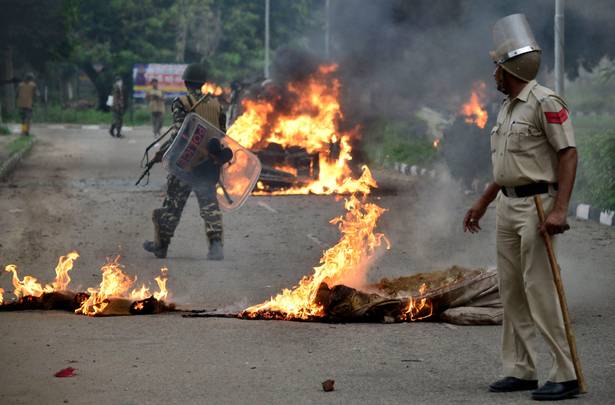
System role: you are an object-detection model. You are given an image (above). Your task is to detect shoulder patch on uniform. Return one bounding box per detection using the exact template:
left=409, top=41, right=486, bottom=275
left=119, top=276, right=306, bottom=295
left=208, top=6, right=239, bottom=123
left=544, top=108, right=568, bottom=124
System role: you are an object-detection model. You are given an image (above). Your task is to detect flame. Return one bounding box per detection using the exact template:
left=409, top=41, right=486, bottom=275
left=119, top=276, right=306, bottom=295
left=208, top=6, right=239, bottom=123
left=433, top=138, right=441, bottom=149
left=460, top=82, right=488, bottom=129
left=201, top=82, right=229, bottom=97
left=76, top=258, right=170, bottom=316
left=272, top=164, right=298, bottom=177
left=243, top=177, right=389, bottom=320
left=401, top=283, right=433, bottom=321
left=51, top=251, right=80, bottom=290
left=0, top=288, right=4, bottom=305
left=153, top=267, right=169, bottom=302
left=3, top=251, right=80, bottom=300
left=228, top=64, right=372, bottom=195
left=76, top=256, right=135, bottom=315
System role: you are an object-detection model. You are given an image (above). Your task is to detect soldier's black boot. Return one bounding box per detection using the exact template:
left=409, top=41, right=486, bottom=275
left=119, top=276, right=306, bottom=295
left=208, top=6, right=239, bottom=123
left=143, top=240, right=169, bottom=258
left=109, top=124, right=115, bottom=137
left=207, top=239, right=224, bottom=260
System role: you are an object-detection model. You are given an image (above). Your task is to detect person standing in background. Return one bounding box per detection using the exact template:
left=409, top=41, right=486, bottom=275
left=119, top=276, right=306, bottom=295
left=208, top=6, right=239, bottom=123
left=146, top=78, right=165, bottom=137
left=109, top=76, right=125, bottom=138
left=16, top=73, right=37, bottom=136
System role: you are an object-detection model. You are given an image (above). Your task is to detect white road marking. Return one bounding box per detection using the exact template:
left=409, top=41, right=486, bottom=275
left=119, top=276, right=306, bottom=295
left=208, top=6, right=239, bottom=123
left=127, top=139, right=137, bottom=144
left=82, top=125, right=101, bottom=130
left=257, top=201, right=278, bottom=213
left=306, top=233, right=325, bottom=246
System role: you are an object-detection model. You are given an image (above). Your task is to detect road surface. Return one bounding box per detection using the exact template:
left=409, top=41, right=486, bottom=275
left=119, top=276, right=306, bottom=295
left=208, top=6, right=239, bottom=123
left=1, top=125, right=614, bottom=404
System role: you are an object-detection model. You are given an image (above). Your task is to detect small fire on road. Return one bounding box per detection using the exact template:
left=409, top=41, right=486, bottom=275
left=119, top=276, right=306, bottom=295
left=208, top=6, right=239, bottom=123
left=0, top=254, right=172, bottom=316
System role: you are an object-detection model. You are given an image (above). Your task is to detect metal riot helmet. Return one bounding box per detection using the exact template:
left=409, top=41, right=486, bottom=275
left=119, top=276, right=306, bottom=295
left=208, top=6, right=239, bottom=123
left=491, top=14, right=541, bottom=82
left=182, top=63, right=208, bottom=86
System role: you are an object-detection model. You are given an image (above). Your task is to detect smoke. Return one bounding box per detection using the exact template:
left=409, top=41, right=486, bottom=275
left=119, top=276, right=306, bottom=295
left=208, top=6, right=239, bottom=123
left=323, top=0, right=615, bottom=121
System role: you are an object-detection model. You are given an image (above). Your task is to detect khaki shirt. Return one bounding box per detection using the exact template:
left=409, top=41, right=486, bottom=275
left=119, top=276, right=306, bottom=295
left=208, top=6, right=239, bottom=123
left=146, top=88, right=165, bottom=113
left=491, top=80, right=575, bottom=187
left=17, top=81, right=37, bottom=109
left=178, top=93, right=222, bottom=131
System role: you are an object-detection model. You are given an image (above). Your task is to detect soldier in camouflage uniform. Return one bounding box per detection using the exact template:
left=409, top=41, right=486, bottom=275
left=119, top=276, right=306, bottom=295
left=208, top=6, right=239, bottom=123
left=143, top=63, right=227, bottom=260
left=109, top=76, right=125, bottom=137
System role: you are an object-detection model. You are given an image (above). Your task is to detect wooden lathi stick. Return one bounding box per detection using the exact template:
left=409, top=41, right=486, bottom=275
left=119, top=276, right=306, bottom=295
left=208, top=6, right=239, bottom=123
left=534, top=195, right=587, bottom=393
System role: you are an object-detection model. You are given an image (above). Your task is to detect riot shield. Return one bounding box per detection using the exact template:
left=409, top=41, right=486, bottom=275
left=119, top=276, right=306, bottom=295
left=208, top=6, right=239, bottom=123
left=162, top=113, right=261, bottom=211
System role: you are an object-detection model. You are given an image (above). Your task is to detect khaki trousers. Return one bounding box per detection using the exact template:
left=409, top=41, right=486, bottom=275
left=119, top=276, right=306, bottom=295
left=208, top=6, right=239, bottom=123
left=496, top=192, right=576, bottom=382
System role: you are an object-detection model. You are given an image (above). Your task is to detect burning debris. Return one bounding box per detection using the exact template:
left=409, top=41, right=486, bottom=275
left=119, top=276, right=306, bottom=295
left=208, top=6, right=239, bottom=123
left=0, top=254, right=173, bottom=316
left=442, top=82, right=492, bottom=190
left=459, top=82, right=489, bottom=129
left=229, top=64, right=370, bottom=195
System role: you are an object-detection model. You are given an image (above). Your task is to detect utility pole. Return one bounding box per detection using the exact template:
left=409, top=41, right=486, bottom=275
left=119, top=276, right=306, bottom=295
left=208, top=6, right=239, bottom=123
left=324, top=0, right=331, bottom=59
left=554, top=0, right=565, bottom=96
left=264, top=0, right=270, bottom=79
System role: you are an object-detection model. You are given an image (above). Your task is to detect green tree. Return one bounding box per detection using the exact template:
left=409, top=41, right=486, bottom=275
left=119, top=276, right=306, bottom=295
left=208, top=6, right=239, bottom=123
left=208, top=0, right=320, bottom=82
left=67, top=0, right=177, bottom=109
left=0, top=0, right=71, bottom=115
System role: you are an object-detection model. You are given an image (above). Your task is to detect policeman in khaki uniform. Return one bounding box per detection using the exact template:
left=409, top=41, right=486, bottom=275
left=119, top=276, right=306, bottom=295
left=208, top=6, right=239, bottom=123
left=143, top=63, right=227, bottom=260
left=146, top=78, right=165, bottom=137
left=16, top=73, right=37, bottom=136
left=464, top=14, right=580, bottom=401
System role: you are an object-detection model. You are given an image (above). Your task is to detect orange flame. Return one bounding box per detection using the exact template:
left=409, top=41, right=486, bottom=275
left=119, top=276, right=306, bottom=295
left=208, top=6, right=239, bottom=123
left=433, top=138, right=441, bottom=149
left=3, top=251, right=79, bottom=299
left=76, top=256, right=135, bottom=315
left=201, top=82, right=229, bottom=97
left=228, top=64, right=372, bottom=195
left=243, top=172, right=389, bottom=320
left=0, top=288, right=4, bottom=305
left=75, top=257, right=170, bottom=316
left=460, top=82, right=488, bottom=129
left=401, top=283, right=433, bottom=321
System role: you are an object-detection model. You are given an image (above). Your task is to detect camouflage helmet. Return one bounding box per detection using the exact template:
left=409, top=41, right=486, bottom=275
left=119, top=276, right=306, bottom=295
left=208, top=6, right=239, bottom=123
left=182, top=63, right=208, bottom=84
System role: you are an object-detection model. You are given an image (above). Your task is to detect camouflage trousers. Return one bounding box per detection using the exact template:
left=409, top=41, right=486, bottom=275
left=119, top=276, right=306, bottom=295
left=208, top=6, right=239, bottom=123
left=152, top=174, right=223, bottom=244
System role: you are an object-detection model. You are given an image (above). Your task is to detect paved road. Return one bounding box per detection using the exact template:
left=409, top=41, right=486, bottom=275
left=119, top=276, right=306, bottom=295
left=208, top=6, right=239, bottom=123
left=0, top=125, right=614, bottom=404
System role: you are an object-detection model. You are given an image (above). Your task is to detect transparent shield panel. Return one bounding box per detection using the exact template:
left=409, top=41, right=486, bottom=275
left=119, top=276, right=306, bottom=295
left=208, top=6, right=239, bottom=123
left=217, top=135, right=262, bottom=212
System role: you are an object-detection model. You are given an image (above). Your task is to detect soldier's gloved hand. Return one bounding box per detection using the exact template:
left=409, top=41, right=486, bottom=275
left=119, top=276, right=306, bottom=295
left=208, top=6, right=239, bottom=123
left=207, top=137, right=233, bottom=165
left=207, top=138, right=222, bottom=155
left=217, top=147, right=233, bottom=164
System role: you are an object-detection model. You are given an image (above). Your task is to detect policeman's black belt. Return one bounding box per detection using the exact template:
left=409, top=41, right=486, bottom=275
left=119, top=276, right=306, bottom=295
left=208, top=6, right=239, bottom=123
left=501, top=183, right=558, bottom=198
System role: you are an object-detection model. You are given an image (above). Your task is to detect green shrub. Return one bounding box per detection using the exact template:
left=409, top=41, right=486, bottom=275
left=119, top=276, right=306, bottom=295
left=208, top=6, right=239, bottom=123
left=0, top=124, right=11, bottom=135
left=363, top=118, right=437, bottom=167
left=575, top=130, right=615, bottom=211
left=4, top=104, right=153, bottom=125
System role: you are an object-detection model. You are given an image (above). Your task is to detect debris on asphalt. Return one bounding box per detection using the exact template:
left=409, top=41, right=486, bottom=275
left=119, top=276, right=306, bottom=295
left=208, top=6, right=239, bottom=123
left=321, top=379, right=335, bottom=392
left=54, top=367, right=77, bottom=378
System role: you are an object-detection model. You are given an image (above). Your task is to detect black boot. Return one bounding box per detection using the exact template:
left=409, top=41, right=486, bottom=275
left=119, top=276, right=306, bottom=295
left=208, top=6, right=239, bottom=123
left=143, top=240, right=169, bottom=258
left=109, top=124, right=116, bottom=137
left=531, top=380, right=579, bottom=401
left=489, top=377, right=538, bottom=392
left=207, top=239, right=224, bottom=260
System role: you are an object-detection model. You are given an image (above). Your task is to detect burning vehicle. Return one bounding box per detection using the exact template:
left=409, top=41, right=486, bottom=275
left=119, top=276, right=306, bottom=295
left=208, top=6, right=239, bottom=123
left=227, top=64, right=369, bottom=195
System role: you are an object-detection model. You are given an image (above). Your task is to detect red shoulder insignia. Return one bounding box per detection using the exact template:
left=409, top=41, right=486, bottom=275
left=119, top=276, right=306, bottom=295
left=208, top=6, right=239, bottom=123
left=544, top=108, right=568, bottom=124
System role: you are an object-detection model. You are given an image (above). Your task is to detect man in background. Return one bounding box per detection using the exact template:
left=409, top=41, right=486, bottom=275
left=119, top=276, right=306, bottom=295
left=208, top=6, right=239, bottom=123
left=146, top=78, right=164, bottom=137
left=109, top=76, right=125, bottom=138
left=16, top=73, right=37, bottom=136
